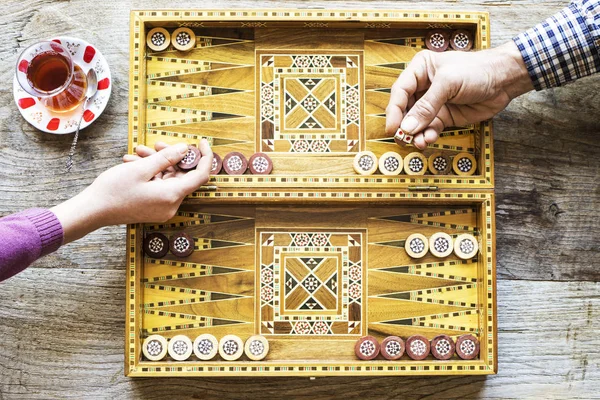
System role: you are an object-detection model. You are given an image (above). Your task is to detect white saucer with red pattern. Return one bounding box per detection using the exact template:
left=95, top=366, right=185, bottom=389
left=12, top=36, right=112, bottom=134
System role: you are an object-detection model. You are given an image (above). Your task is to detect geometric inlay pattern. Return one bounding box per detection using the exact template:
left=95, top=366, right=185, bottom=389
left=258, top=230, right=365, bottom=336
left=258, top=52, right=363, bottom=153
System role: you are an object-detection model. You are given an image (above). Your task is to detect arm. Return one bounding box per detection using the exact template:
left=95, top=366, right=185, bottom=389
left=514, top=0, right=600, bottom=90
left=0, top=140, right=212, bottom=283
left=0, top=209, right=63, bottom=282
left=386, top=0, right=600, bottom=150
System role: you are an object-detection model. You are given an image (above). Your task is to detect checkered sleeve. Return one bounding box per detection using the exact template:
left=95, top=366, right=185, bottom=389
left=513, top=0, right=600, bottom=90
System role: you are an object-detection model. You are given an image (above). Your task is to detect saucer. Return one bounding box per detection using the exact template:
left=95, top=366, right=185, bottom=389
left=13, top=36, right=112, bottom=134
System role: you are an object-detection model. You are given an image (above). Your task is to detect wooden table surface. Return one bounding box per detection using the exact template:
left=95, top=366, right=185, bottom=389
left=1, top=0, right=598, bottom=398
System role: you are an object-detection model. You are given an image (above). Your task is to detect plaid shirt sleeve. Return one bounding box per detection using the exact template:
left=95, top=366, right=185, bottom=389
left=513, top=0, right=600, bottom=90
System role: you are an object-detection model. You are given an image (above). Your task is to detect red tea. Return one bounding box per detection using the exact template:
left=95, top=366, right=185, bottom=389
left=26, top=51, right=87, bottom=113
left=27, top=51, right=70, bottom=92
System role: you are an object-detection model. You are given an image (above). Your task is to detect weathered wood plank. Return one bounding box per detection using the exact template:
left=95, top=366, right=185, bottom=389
left=0, top=270, right=597, bottom=398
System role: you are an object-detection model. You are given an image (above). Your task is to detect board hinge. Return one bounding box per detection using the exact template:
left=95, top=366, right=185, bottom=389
left=408, top=185, right=439, bottom=192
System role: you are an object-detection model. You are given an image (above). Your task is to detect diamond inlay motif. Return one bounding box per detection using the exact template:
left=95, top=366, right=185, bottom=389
left=258, top=230, right=365, bottom=337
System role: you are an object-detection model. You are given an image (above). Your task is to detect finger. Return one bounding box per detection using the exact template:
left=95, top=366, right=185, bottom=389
left=174, top=139, right=214, bottom=194
left=413, top=134, right=427, bottom=150
left=386, top=69, right=417, bottom=135
left=135, top=143, right=189, bottom=179
left=153, top=171, right=163, bottom=180
left=134, top=145, right=156, bottom=158
left=123, top=154, right=140, bottom=163
left=154, top=141, right=169, bottom=151
left=386, top=52, right=436, bottom=135
left=407, top=94, right=416, bottom=111
left=436, top=104, right=456, bottom=130
left=422, top=128, right=439, bottom=146
left=423, top=116, right=445, bottom=144
left=385, top=102, right=403, bottom=135
left=401, top=78, right=450, bottom=135
left=414, top=114, right=445, bottom=150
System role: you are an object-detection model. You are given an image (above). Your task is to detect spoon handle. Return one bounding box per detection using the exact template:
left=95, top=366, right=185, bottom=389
left=65, top=98, right=90, bottom=172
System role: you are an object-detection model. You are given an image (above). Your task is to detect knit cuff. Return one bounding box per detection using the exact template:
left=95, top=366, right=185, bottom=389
left=23, top=209, right=64, bottom=257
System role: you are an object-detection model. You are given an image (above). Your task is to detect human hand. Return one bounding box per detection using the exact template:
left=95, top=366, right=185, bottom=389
left=386, top=41, right=533, bottom=149
left=51, top=140, right=212, bottom=243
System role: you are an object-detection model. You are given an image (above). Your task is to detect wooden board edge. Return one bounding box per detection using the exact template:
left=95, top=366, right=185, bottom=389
left=129, top=9, right=489, bottom=23
left=128, top=12, right=145, bottom=154
left=126, top=363, right=495, bottom=377
left=489, top=194, right=498, bottom=374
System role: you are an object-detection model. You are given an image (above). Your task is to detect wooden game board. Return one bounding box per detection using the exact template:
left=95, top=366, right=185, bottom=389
left=127, top=9, right=497, bottom=377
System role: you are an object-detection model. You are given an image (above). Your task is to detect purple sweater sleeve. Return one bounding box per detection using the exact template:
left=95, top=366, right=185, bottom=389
left=0, top=209, right=63, bottom=282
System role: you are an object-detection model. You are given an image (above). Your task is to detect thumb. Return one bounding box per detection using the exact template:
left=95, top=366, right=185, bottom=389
left=400, top=78, right=449, bottom=135
left=136, top=143, right=189, bottom=178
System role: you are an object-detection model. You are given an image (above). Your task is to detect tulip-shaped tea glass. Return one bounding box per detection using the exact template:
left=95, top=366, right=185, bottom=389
left=16, top=41, right=87, bottom=113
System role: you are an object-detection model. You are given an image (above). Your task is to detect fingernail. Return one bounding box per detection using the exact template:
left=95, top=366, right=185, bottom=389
left=175, top=143, right=189, bottom=153
left=401, top=116, right=418, bottom=134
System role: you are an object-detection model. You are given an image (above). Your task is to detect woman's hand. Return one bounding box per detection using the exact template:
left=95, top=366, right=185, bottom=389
left=386, top=41, right=534, bottom=149
left=51, top=140, right=212, bottom=243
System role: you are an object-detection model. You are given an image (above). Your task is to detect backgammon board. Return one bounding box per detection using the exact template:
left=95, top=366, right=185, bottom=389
left=126, top=9, right=496, bottom=377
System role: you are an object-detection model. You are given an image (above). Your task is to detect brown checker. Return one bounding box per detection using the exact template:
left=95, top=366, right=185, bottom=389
left=453, top=152, right=477, bottom=176
left=428, top=152, right=452, bottom=175
left=425, top=29, right=451, bottom=52
left=146, top=27, right=170, bottom=51
left=178, top=145, right=201, bottom=170
left=404, top=152, right=427, bottom=175
left=405, top=335, right=430, bottom=360
left=172, top=27, right=196, bottom=51
left=223, top=152, right=248, bottom=175
left=431, top=334, right=455, bottom=360
left=380, top=336, right=405, bottom=360
left=450, top=29, right=474, bottom=51
left=210, top=153, right=223, bottom=175
left=456, top=334, right=480, bottom=360
left=249, top=152, right=273, bottom=175
left=355, top=336, right=380, bottom=360
left=170, top=232, right=194, bottom=257
left=143, top=232, right=169, bottom=259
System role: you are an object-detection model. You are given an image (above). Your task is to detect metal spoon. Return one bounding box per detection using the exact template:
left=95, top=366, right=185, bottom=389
left=66, top=68, right=98, bottom=172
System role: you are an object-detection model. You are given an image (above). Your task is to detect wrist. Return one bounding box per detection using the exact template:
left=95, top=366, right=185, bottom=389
left=491, top=41, right=534, bottom=100
left=50, top=189, right=106, bottom=244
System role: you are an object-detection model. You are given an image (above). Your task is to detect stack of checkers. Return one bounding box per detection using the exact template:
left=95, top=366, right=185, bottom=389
left=141, top=334, right=270, bottom=361
left=216, top=152, right=273, bottom=175
left=143, top=231, right=195, bottom=259
left=354, top=334, right=480, bottom=361
left=353, top=151, right=477, bottom=176
left=146, top=27, right=197, bottom=52
left=425, top=29, right=474, bottom=52
left=176, top=146, right=275, bottom=176
left=404, top=232, right=479, bottom=259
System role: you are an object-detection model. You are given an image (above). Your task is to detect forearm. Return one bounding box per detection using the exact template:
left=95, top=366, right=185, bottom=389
left=513, top=0, right=600, bottom=90
left=0, top=209, right=63, bottom=282
left=50, top=189, right=106, bottom=244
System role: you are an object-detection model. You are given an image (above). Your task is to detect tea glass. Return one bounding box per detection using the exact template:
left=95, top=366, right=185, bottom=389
left=15, top=41, right=87, bottom=113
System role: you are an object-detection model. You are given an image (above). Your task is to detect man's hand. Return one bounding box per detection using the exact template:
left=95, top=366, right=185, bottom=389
left=386, top=41, right=533, bottom=150
left=51, top=140, right=212, bottom=243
